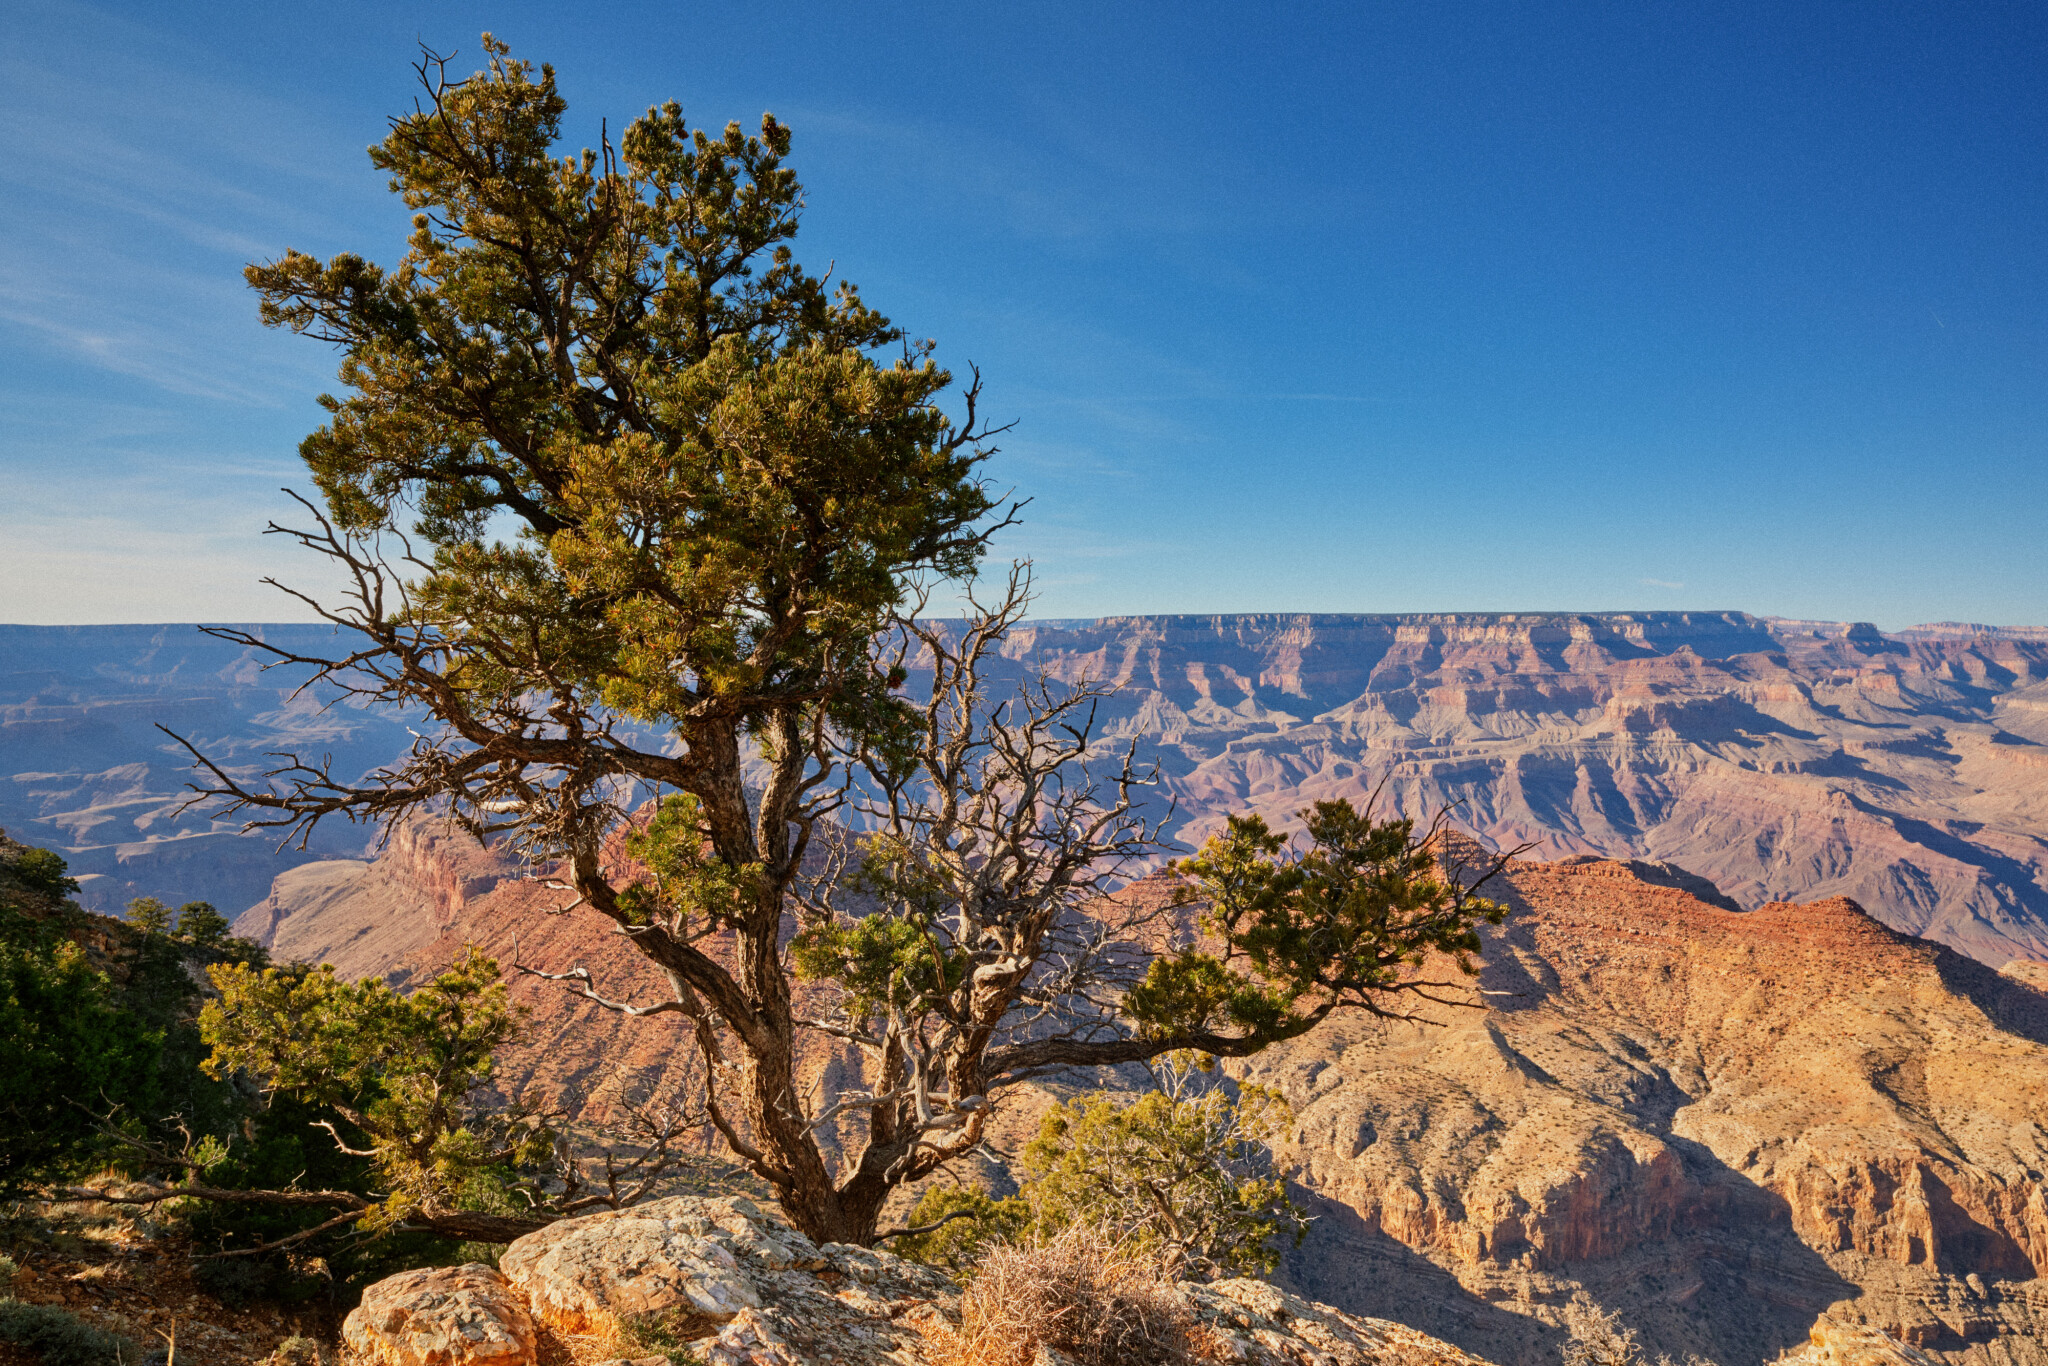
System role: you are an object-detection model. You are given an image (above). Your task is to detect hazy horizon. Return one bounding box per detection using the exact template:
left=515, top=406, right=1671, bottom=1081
left=5, top=609, right=2046, bottom=634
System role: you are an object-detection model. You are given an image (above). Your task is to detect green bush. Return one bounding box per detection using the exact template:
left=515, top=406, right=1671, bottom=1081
left=270, top=1337, right=322, bottom=1365
left=897, top=1054, right=1307, bottom=1282
left=889, top=1187, right=1029, bottom=1273
left=0, top=1296, right=142, bottom=1365
left=0, top=917, right=163, bottom=1192
left=0, top=834, right=257, bottom=1193
left=172, top=902, right=231, bottom=949
left=1019, top=1053, right=1307, bottom=1279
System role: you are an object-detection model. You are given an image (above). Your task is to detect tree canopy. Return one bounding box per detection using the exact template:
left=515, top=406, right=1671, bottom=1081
left=178, top=37, right=1511, bottom=1246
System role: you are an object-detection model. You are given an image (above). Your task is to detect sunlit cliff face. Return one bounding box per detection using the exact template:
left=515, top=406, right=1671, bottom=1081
left=1229, top=853, right=2048, bottom=1363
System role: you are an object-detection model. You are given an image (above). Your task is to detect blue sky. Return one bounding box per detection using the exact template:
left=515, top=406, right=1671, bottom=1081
left=2, top=1, right=2043, bottom=627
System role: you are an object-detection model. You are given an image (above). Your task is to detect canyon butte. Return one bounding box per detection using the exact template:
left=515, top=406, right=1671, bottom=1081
left=9, top=611, right=2048, bottom=1363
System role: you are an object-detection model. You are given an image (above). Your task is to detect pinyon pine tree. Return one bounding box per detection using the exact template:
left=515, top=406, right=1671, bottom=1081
left=175, top=901, right=231, bottom=948
left=167, top=37, right=1512, bottom=1246
left=125, top=897, right=173, bottom=936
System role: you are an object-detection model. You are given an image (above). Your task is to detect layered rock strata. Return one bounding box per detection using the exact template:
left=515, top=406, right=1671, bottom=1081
left=975, top=613, right=2048, bottom=967
left=19, top=614, right=2048, bottom=967
left=342, top=1195, right=1511, bottom=1366
left=1235, top=858, right=2048, bottom=1365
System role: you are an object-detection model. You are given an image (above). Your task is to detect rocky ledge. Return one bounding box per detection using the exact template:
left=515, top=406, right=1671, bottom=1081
left=339, top=1194, right=1512, bottom=1365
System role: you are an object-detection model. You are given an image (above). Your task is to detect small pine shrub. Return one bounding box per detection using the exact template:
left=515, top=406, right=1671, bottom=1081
left=890, top=1187, right=1029, bottom=1274
left=0, top=1254, right=17, bottom=1288
left=269, top=1335, right=323, bottom=1365
left=0, top=1296, right=143, bottom=1365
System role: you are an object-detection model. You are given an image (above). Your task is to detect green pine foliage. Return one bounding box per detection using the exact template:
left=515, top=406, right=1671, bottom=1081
left=1127, top=801, right=1509, bottom=1043
left=0, top=1297, right=142, bottom=1366
left=10, top=849, right=78, bottom=901
left=125, top=896, right=174, bottom=935
left=0, top=832, right=263, bottom=1195
left=182, top=1089, right=461, bottom=1300
left=0, top=927, right=160, bottom=1192
left=1019, top=1054, right=1306, bottom=1279
left=201, top=950, right=549, bottom=1233
left=888, top=1187, right=1030, bottom=1273
left=0, top=831, right=523, bottom=1300
left=898, top=1054, right=1306, bottom=1281
left=0, top=840, right=164, bottom=1193
left=174, top=901, right=232, bottom=948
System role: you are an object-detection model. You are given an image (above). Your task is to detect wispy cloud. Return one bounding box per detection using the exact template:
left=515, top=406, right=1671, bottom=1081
left=1640, top=577, right=1686, bottom=590
left=0, top=292, right=291, bottom=406
left=0, top=7, right=373, bottom=408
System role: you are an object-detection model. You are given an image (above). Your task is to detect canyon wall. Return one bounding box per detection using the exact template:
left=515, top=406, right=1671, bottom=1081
left=0, top=624, right=409, bottom=912
left=20, top=613, right=2048, bottom=962
left=1233, top=857, right=2048, bottom=1365
left=957, top=612, right=2048, bottom=967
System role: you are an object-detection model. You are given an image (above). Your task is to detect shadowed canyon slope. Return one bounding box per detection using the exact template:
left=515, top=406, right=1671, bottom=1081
left=1236, top=856, right=2048, bottom=1366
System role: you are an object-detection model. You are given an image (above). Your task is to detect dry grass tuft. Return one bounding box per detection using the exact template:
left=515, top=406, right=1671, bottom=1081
left=919, top=1224, right=1201, bottom=1366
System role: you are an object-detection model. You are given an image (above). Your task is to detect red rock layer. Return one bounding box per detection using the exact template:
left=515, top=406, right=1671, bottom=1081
left=1236, top=857, right=2048, bottom=1361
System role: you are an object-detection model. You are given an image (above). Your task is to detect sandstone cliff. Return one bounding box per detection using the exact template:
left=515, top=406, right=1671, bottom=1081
left=971, top=612, right=2048, bottom=967
left=1233, top=857, right=2048, bottom=1365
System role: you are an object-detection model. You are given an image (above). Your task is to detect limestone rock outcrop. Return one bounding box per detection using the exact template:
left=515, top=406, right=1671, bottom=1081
left=498, top=1195, right=835, bottom=1339
left=1189, top=1277, right=1503, bottom=1365
left=1777, top=1321, right=1945, bottom=1366
left=341, top=1263, right=538, bottom=1366
left=348, top=1196, right=1497, bottom=1366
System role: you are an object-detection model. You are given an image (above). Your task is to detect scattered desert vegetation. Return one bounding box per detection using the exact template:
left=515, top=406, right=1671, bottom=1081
left=1560, top=1298, right=1719, bottom=1366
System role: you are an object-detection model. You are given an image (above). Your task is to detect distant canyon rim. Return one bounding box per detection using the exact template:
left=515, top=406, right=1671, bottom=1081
left=11, top=609, right=2046, bottom=968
